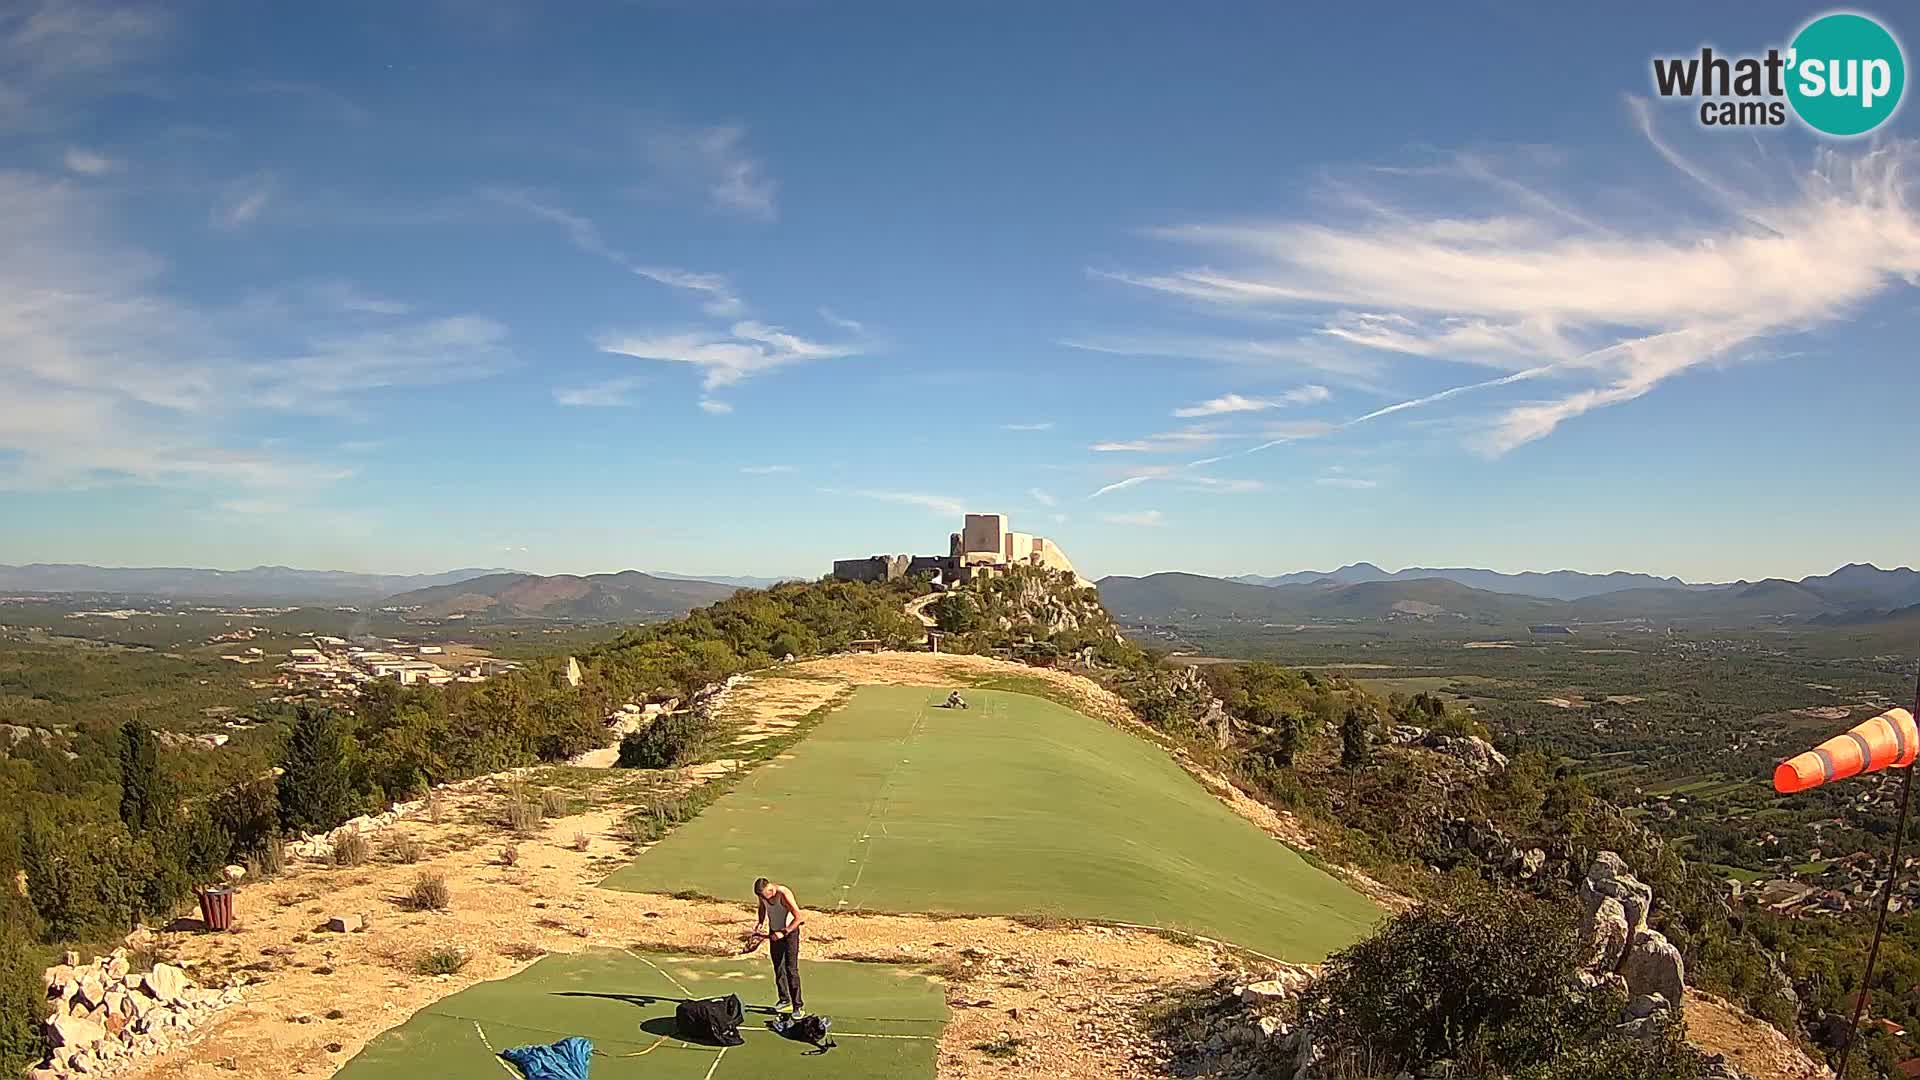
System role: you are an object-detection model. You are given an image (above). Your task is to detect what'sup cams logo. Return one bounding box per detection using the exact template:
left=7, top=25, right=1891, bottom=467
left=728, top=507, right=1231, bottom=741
left=1652, top=11, right=1905, bottom=136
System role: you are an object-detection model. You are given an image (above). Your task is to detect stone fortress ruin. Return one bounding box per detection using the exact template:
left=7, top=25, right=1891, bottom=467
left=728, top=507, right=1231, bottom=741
left=832, top=512, right=1082, bottom=586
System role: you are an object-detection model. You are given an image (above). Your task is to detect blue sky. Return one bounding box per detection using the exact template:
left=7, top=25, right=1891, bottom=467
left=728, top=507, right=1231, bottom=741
left=3, top=1, right=1919, bottom=582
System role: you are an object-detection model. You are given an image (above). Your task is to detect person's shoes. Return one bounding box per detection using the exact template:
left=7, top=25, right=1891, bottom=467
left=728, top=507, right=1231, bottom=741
left=775, top=1002, right=794, bottom=1015
left=791, top=1010, right=808, bottom=1020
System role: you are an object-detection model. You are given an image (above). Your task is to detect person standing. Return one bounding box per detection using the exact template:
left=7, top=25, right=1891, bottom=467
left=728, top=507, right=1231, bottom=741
left=746, top=876, right=805, bottom=1016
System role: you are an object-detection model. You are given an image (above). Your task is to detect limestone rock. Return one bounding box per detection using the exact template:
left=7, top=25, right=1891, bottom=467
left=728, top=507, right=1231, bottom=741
left=1583, top=852, right=1654, bottom=939
left=48, top=1011, right=106, bottom=1048
left=325, top=914, right=364, bottom=933
left=142, top=962, right=191, bottom=1004
left=1419, top=732, right=1510, bottom=774
left=1621, top=930, right=1686, bottom=1010
left=1237, top=980, right=1290, bottom=1006
left=1579, top=895, right=1631, bottom=973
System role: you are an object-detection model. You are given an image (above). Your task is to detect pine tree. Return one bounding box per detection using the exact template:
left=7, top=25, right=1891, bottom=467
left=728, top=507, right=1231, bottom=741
left=277, top=705, right=356, bottom=835
left=118, top=720, right=170, bottom=834
left=1341, top=706, right=1373, bottom=770
left=0, top=915, right=47, bottom=1078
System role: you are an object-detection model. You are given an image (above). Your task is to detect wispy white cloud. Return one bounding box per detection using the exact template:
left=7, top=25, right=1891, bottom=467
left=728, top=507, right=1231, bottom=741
left=485, top=188, right=744, bottom=315
left=1099, top=509, right=1165, bottom=527
left=1030, top=488, right=1056, bottom=507
left=0, top=0, right=169, bottom=133
left=600, top=321, right=860, bottom=391
left=742, top=465, right=794, bottom=475
left=1316, top=475, right=1378, bottom=490
left=553, top=375, right=647, bottom=407
left=1173, top=385, right=1330, bottom=417
left=831, top=489, right=968, bottom=516
left=61, top=146, right=114, bottom=175
left=819, top=308, right=865, bottom=334
left=1002, top=421, right=1055, bottom=432
left=1103, top=120, right=1920, bottom=453
left=0, top=170, right=501, bottom=491
left=1183, top=476, right=1264, bottom=493
left=698, top=398, right=734, bottom=414
left=1090, top=426, right=1233, bottom=453
left=1061, top=333, right=1383, bottom=385
left=211, top=174, right=272, bottom=230
left=641, top=123, right=776, bottom=219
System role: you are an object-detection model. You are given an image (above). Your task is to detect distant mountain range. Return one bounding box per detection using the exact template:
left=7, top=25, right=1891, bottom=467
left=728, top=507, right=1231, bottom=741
left=1103, top=563, right=1920, bottom=627
left=1230, top=562, right=1708, bottom=600
left=0, top=563, right=516, bottom=602
left=0, top=563, right=766, bottom=609
left=381, top=571, right=740, bottom=621
left=647, top=571, right=800, bottom=589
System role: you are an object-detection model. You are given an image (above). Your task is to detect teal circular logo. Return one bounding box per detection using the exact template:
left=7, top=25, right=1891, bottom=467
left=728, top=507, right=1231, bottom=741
left=1788, top=13, right=1905, bottom=136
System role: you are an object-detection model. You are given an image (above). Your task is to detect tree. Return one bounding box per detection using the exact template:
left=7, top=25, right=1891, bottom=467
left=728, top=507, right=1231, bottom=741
left=1341, top=705, right=1373, bottom=769
left=20, top=816, right=135, bottom=943
left=278, top=705, right=356, bottom=835
left=118, top=720, right=170, bottom=834
left=931, top=593, right=982, bottom=634
left=0, top=915, right=47, bottom=1078
left=617, top=713, right=716, bottom=770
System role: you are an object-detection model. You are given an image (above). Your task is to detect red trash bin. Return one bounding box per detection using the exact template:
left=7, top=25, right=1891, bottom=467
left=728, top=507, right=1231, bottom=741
left=198, top=887, right=235, bottom=931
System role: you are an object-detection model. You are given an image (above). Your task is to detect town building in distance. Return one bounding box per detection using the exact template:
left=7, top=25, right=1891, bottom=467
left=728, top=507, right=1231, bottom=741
left=832, top=512, right=1083, bottom=586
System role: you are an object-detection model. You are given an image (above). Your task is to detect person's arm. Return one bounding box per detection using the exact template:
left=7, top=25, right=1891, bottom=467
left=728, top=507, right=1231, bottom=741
left=754, top=895, right=768, bottom=936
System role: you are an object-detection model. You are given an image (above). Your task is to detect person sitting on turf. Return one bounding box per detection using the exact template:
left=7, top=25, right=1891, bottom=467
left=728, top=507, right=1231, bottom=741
left=745, top=876, right=806, bottom=1016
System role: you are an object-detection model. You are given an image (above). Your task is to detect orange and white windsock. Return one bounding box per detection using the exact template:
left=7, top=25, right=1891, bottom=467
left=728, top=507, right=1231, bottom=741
left=1775, top=707, right=1920, bottom=794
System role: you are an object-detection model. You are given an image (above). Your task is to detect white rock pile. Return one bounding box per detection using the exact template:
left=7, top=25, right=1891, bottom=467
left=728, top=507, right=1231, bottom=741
left=35, top=950, right=242, bottom=1078
left=286, top=798, right=424, bottom=860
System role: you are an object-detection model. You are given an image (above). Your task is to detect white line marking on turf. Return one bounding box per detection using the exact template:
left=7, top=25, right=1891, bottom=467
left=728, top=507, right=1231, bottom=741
left=622, top=949, right=694, bottom=997
left=471, top=1021, right=522, bottom=1077
left=701, top=1047, right=728, bottom=1080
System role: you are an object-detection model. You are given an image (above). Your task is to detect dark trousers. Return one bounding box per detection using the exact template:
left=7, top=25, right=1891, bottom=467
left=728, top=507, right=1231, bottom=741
left=770, top=931, right=803, bottom=1009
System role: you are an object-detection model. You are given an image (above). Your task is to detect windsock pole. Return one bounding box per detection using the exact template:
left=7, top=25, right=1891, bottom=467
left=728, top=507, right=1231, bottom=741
left=1836, top=671, right=1920, bottom=1080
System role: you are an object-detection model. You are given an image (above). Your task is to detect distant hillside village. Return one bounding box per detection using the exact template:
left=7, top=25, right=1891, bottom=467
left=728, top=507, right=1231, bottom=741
left=832, top=512, right=1084, bottom=586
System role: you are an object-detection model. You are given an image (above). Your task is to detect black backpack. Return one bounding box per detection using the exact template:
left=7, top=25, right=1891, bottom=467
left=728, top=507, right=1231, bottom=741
left=772, top=1013, right=835, bottom=1051
left=675, top=995, right=746, bottom=1046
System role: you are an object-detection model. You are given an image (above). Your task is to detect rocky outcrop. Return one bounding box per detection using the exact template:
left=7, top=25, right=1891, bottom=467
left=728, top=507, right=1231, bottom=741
left=1168, top=667, right=1236, bottom=749
left=1577, top=852, right=1687, bottom=1028
left=1421, top=732, right=1508, bottom=774
left=38, top=950, right=242, bottom=1078
left=285, top=798, right=424, bottom=861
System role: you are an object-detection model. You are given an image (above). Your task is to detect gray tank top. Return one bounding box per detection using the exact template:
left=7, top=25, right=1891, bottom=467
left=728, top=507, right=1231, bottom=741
left=767, top=891, right=794, bottom=933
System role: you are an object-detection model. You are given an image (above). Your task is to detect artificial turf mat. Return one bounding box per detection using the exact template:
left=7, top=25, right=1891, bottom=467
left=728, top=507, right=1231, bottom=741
left=601, top=685, right=1379, bottom=961
left=333, top=950, right=945, bottom=1080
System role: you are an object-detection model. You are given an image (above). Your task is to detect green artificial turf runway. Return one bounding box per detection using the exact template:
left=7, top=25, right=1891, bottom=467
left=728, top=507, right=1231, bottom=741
left=602, top=685, right=1379, bottom=961
left=333, top=950, right=946, bottom=1080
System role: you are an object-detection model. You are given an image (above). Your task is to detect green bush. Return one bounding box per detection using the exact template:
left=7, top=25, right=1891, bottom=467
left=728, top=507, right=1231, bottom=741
left=414, top=945, right=468, bottom=975
left=20, top=816, right=136, bottom=943
left=1512, top=1029, right=1712, bottom=1080
left=0, top=920, right=48, bottom=1077
left=617, top=713, right=716, bottom=770
left=1300, top=894, right=1622, bottom=1075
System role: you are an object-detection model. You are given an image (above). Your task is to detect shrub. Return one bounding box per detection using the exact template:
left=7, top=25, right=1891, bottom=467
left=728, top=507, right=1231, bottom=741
left=540, top=789, right=572, bottom=818
left=1299, top=893, right=1620, bottom=1075
left=504, top=797, right=543, bottom=835
left=414, top=945, right=467, bottom=975
left=499, top=845, right=520, bottom=867
left=385, top=836, right=424, bottom=864
left=620, top=798, right=693, bottom=844
left=617, top=713, right=717, bottom=770
left=407, top=872, right=450, bottom=911
left=20, top=817, right=136, bottom=943
left=426, top=791, right=446, bottom=826
left=330, top=831, right=370, bottom=868
left=0, top=922, right=48, bottom=1078
left=570, top=831, right=590, bottom=852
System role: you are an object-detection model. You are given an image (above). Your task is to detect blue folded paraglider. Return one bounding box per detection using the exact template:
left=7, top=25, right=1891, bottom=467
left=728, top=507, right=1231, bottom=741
left=499, top=1037, right=593, bottom=1080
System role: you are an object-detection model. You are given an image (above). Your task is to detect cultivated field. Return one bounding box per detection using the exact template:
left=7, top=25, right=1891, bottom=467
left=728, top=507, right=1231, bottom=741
left=603, top=685, right=1379, bottom=961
